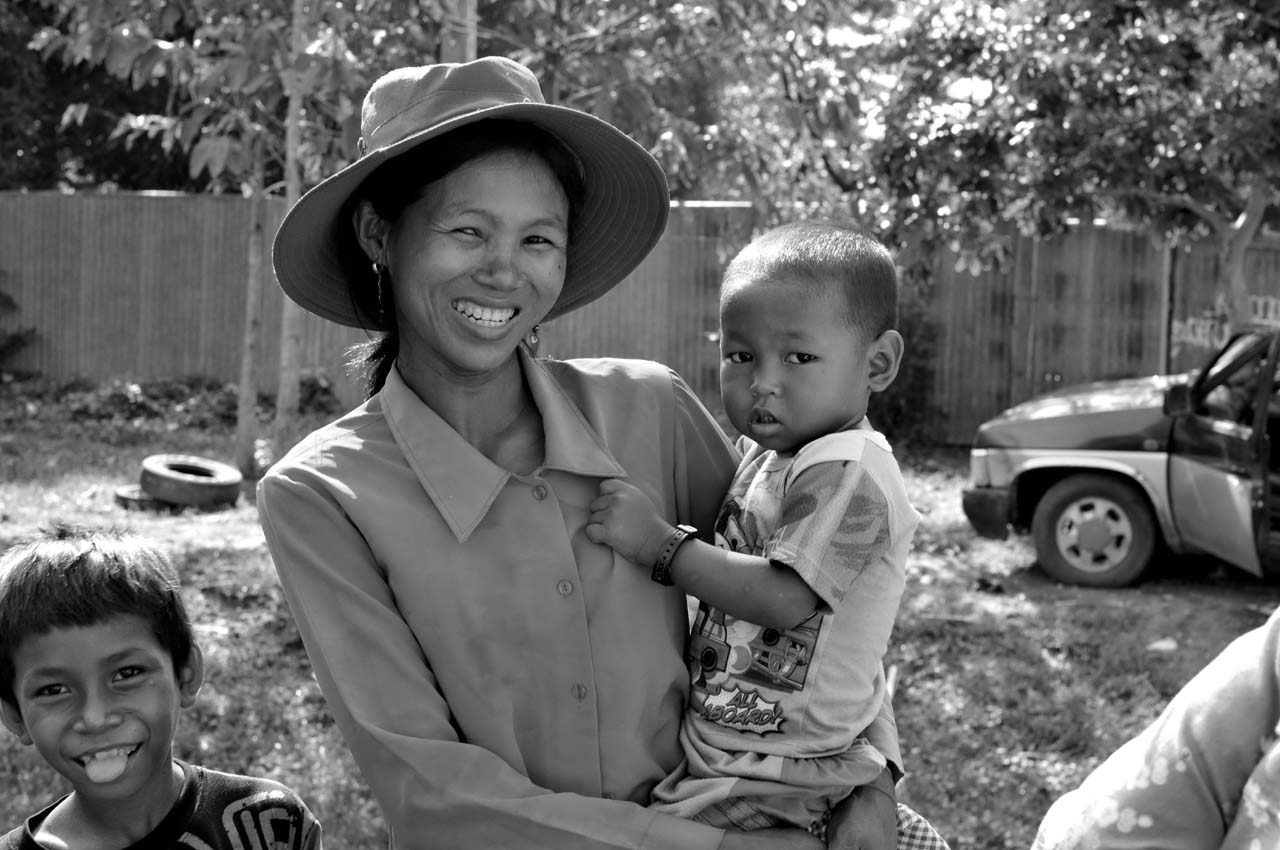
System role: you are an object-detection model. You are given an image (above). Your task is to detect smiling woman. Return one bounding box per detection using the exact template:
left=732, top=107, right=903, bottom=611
left=352, top=140, right=573, bottom=414
left=257, top=56, right=911, bottom=850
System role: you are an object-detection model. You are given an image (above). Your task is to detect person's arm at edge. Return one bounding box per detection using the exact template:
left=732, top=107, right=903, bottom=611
left=1033, top=608, right=1280, bottom=849
left=258, top=469, right=725, bottom=850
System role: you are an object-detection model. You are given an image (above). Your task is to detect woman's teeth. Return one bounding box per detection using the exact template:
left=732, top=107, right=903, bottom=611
left=453, top=301, right=516, bottom=326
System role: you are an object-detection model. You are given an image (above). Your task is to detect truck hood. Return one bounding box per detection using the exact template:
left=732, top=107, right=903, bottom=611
left=974, top=373, right=1193, bottom=451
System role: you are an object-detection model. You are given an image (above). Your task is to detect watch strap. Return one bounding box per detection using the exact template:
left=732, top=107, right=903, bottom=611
left=650, top=524, right=696, bottom=586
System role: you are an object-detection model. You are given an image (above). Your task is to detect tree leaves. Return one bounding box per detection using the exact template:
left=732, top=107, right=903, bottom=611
left=20, top=0, right=1279, bottom=320
left=190, top=134, right=232, bottom=179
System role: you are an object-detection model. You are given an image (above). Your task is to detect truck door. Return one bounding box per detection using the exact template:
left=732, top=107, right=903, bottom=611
left=1166, top=331, right=1276, bottom=576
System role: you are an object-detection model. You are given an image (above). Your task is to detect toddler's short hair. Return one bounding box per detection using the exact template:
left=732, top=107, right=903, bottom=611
left=722, top=220, right=899, bottom=340
left=0, top=524, right=195, bottom=706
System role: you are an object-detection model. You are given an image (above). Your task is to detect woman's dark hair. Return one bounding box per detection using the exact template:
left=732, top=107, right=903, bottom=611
left=340, top=119, right=587, bottom=397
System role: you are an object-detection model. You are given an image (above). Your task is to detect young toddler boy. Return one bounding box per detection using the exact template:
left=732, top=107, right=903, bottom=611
left=588, top=221, right=947, bottom=846
left=0, top=524, right=322, bottom=850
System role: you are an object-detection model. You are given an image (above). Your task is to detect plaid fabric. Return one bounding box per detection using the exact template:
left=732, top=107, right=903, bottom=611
left=696, top=798, right=951, bottom=849
left=696, top=797, right=777, bottom=831
left=897, top=803, right=953, bottom=850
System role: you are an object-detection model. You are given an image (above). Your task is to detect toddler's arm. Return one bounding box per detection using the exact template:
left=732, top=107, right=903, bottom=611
left=586, top=478, right=819, bottom=628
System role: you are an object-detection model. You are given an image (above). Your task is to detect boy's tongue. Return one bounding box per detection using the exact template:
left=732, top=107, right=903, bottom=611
left=84, top=748, right=131, bottom=783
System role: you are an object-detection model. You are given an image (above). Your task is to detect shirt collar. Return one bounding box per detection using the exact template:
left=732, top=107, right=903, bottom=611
left=380, top=348, right=626, bottom=542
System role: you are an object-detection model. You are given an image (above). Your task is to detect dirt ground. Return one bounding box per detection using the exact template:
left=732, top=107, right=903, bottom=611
left=4, top=409, right=1280, bottom=846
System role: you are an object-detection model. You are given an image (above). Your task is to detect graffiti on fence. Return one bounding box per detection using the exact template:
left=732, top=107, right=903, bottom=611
left=1171, top=293, right=1280, bottom=363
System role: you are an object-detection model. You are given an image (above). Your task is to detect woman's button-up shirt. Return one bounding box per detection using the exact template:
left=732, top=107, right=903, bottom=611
left=258, top=353, right=741, bottom=849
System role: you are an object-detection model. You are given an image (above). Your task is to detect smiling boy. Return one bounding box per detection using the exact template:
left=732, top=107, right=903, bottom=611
left=0, top=524, right=321, bottom=850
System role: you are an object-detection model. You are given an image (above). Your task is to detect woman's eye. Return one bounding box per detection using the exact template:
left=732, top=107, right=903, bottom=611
left=32, top=684, right=67, bottom=699
left=525, top=234, right=565, bottom=249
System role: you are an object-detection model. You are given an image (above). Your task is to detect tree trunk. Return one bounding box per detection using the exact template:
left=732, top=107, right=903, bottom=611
left=440, top=0, right=476, bottom=62
left=1217, top=175, right=1274, bottom=329
left=234, top=177, right=265, bottom=479
left=271, top=0, right=308, bottom=458
left=1220, top=230, right=1252, bottom=329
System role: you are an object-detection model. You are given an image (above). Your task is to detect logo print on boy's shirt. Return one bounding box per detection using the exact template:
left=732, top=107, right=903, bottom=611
left=698, top=686, right=784, bottom=734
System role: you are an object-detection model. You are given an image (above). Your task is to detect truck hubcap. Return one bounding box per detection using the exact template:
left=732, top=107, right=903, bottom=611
left=1057, top=497, right=1132, bottom=571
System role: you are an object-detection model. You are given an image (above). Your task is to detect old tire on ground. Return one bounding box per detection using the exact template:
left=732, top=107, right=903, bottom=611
left=140, top=454, right=242, bottom=508
left=1031, top=473, right=1156, bottom=587
left=114, top=483, right=170, bottom=512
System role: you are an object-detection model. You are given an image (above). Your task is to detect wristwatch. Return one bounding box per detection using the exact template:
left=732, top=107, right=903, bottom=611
left=651, top=524, right=697, bottom=586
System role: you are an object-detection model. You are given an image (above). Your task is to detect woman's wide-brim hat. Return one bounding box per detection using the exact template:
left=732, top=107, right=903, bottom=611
left=273, top=55, right=670, bottom=330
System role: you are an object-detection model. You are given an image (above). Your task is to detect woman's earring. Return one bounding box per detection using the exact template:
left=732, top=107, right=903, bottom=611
left=372, top=259, right=390, bottom=323
left=527, top=323, right=541, bottom=353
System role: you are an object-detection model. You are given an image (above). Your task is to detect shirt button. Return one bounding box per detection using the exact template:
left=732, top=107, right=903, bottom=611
left=532, top=484, right=548, bottom=500
left=571, top=683, right=588, bottom=701
left=557, top=580, right=574, bottom=596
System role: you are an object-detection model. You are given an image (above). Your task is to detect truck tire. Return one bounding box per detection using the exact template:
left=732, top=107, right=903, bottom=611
left=1031, top=474, right=1157, bottom=587
left=140, top=454, right=242, bottom=508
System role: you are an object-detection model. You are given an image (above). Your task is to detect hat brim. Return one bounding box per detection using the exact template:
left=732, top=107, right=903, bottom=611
left=272, top=102, right=670, bottom=330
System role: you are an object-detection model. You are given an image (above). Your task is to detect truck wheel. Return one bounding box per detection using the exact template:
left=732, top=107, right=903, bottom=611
left=1031, top=474, right=1156, bottom=587
left=140, top=454, right=242, bottom=508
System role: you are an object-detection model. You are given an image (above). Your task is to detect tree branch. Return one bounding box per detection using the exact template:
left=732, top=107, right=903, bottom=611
left=1118, top=188, right=1232, bottom=237
left=1234, top=173, right=1276, bottom=244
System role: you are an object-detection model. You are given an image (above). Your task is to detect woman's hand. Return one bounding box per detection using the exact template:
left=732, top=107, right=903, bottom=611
left=717, top=828, right=824, bottom=850
left=585, top=478, right=671, bottom=567
left=825, top=768, right=897, bottom=850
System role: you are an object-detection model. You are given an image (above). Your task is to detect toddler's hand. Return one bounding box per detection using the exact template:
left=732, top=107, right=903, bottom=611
left=585, top=479, right=671, bottom=568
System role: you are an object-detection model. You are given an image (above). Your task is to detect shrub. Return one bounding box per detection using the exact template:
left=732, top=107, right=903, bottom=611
left=0, top=287, right=36, bottom=372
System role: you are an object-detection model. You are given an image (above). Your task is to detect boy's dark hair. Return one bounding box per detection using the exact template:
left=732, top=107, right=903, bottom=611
left=722, top=220, right=899, bottom=340
left=0, top=524, right=195, bottom=706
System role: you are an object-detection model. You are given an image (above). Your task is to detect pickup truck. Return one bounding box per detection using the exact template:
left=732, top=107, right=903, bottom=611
left=962, top=330, right=1280, bottom=586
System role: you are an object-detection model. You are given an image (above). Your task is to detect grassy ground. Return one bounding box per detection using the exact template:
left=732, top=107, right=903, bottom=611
left=3, top=379, right=1279, bottom=848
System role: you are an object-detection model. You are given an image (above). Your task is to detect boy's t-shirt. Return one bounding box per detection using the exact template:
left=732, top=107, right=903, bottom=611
left=684, top=421, right=919, bottom=759
left=0, top=761, right=321, bottom=850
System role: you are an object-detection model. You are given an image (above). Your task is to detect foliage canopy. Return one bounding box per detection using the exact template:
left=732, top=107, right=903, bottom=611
left=10, top=0, right=1280, bottom=316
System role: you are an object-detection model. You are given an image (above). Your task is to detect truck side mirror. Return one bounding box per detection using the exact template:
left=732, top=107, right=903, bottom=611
left=1164, top=383, right=1193, bottom=416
